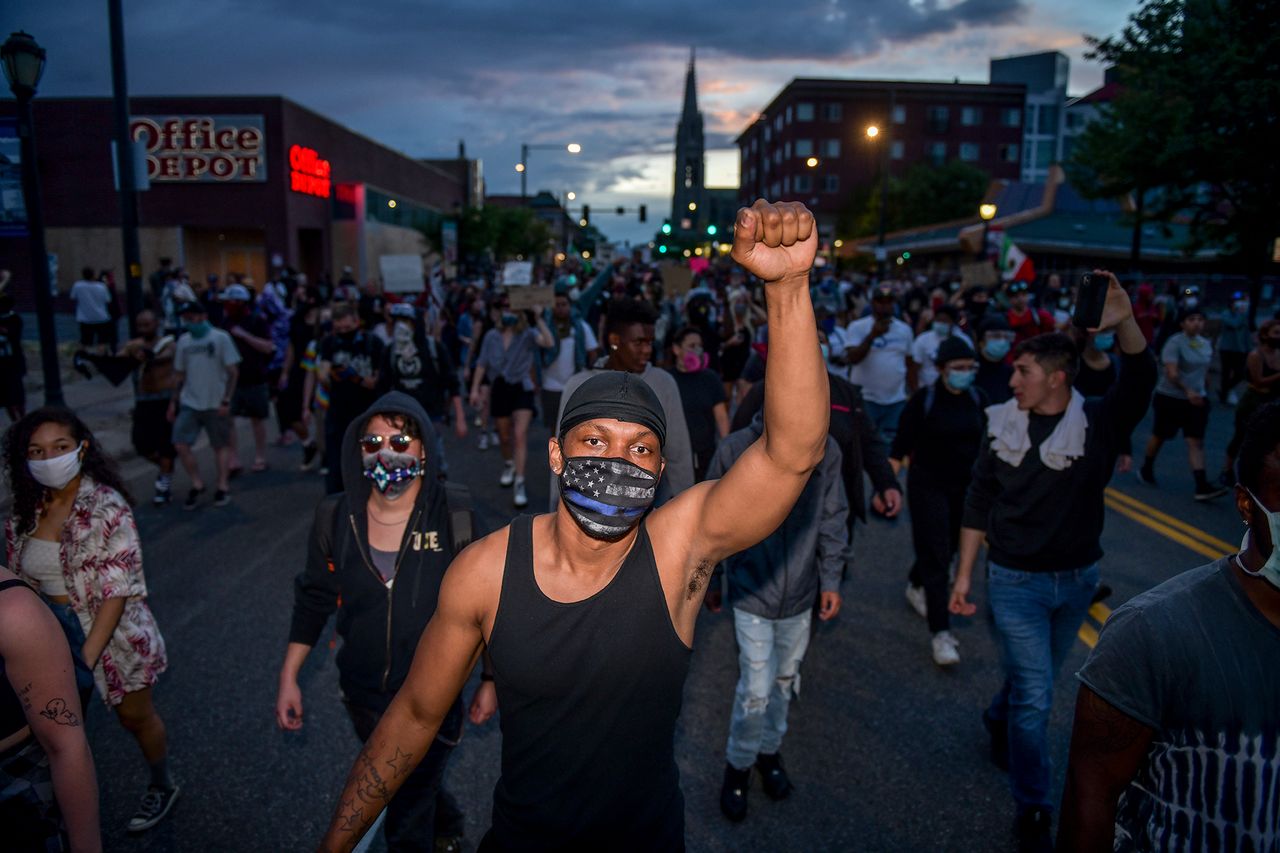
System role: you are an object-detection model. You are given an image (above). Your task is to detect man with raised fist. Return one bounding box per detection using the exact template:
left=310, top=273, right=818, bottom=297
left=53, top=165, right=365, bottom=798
left=315, top=200, right=831, bottom=852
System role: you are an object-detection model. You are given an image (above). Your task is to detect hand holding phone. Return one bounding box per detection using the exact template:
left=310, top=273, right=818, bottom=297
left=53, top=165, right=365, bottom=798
left=1073, top=273, right=1109, bottom=330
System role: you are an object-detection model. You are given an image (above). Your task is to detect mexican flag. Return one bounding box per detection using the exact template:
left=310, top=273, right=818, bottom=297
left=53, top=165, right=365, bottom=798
left=1000, top=235, right=1036, bottom=282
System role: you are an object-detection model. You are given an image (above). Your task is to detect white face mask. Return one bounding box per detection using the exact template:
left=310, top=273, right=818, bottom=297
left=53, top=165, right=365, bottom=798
left=393, top=321, right=414, bottom=346
left=29, top=445, right=84, bottom=490
left=1242, top=489, right=1280, bottom=592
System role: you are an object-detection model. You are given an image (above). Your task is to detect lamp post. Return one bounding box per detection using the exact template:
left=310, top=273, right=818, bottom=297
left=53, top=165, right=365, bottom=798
left=108, top=0, right=144, bottom=336
left=866, top=122, right=890, bottom=278
left=979, top=203, right=998, bottom=260
left=518, top=142, right=581, bottom=200
left=3, top=30, right=63, bottom=406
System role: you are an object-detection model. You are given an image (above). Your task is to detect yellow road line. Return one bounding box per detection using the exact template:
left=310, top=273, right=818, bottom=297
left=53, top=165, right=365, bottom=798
left=1104, top=498, right=1231, bottom=561
left=1088, top=602, right=1112, bottom=624
left=1077, top=622, right=1100, bottom=648
left=1105, top=488, right=1237, bottom=554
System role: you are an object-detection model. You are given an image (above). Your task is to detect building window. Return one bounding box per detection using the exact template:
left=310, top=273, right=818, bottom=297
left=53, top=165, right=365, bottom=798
left=750, top=138, right=757, bottom=154
left=796, top=102, right=815, bottom=121
left=960, top=142, right=980, bottom=161
left=784, top=175, right=791, bottom=193
left=1065, top=111, right=1082, bottom=130
left=773, top=148, right=782, bottom=165
left=773, top=181, right=782, bottom=198
left=794, top=139, right=813, bottom=157
left=823, top=139, right=841, bottom=158
left=892, top=104, right=907, bottom=124
left=785, top=106, right=793, bottom=125
left=961, top=107, right=983, bottom=126
left=764, top=125, right=772, bottom=143
left=1001, top=107, right=1021, bottom=127
left=775, top=114, right=784, bottom=132
left=1035, top=139, right=1056, bottom=165
left=1039, top=105, right=1060, bottom=133
left=998, top=143, right=1019, bottom=163
left=824, top=103, right=843, bottom=121
left=794, top=174, right=812, bottom=193
left=784, top=142, right=792, bottom=159
left=1025, top=106, right=1037, bottom=133
left=927, top=106, right=950, bottom=134
left=891, top=140, right=905, bottom=160
left=929, top=141, right=947, bottom=165
left=823, top=175, right=840, bottom=193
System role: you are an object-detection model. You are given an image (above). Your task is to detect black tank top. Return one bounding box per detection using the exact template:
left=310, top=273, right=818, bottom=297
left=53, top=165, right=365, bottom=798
left=485, top=516, right=692, bottom=851
left=0, top=579, right=36, bottom=741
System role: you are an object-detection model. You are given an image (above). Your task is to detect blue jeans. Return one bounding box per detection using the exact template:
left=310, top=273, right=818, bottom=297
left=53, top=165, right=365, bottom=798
left=725, top=608, right=812, bottom=770
left=863, top=399, right=906, bottom=444
left=985, top=562, right=1099, bottom=810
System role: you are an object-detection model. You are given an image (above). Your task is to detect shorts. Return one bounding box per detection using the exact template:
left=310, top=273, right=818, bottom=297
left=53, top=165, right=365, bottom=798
left=79, top=320, right=115, bottom=347
left=131, top=399, right=176, bottom=460
left=231, top=383, right=271, bottom=419
left=172, top=406, right=232, bottom=449
left=490, top=377, right=534, bottom=418
left=1151, top=391, right=1209, bottom=440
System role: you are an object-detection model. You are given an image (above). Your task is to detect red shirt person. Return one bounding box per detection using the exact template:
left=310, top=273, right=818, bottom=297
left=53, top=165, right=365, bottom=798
left=1005, top=281, right=1055, bottom=347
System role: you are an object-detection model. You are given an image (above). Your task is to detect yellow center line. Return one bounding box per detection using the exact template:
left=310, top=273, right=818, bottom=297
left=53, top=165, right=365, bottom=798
left=1077, top=622, right=1100, bottom=648
left=1104, top=488, right=1237, bottom=554
left=1088, top=602, right=1112, bottom=624
left=1103, top=498, right=1233, bottom=562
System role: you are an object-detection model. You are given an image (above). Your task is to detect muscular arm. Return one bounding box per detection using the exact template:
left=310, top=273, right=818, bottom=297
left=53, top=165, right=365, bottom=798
left=1057, top=686, right=1154, bottom=852
left=317, top=543, right=493, bottom=853
left=1, top=591, right=101, bottom=853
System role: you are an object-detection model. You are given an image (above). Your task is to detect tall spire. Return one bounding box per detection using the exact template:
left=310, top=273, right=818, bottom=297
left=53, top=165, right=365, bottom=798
left=682, top=47, right=698, bottom=120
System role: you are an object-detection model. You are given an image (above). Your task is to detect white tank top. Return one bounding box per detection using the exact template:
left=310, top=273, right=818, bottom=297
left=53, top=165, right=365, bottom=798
left=20, top=538, right=67, bottom=597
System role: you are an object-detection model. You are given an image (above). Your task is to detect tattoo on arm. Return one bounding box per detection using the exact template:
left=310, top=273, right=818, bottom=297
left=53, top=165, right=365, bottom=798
left=687, top=559, right=713, bottom=600
left=385, top=747, right=413, bottom=779
left=38, top=698, right=81, bottom=727
left=1079, top=688, right=1148, bottom=754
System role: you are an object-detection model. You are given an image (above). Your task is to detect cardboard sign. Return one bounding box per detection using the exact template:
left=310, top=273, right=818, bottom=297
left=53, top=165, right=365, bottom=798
left=506, top=286, right=554, bottom=311
left=379, top=254, right=425, bottom=294
left=959, top=260, right=999, bottom=288
left=662, top=264, right=694, bottom=295
left=502, top=261, right=534, bottom=286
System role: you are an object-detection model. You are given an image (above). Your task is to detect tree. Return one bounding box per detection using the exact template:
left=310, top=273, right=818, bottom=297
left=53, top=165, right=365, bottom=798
left=847, top=161, right=990, bottom=238
left=441, top=205, right=554, bottom=265
left=1073, top=0, right=1280, bottom=317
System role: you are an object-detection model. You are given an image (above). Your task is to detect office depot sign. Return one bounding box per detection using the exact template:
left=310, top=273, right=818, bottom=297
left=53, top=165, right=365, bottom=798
left=129, top=115, right=267, bottom=182
left=289, top=145, right=331, bottom=198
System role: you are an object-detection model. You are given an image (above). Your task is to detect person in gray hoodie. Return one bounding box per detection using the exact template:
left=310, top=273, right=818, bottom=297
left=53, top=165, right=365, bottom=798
left=707, top=411, right=849, bottom=823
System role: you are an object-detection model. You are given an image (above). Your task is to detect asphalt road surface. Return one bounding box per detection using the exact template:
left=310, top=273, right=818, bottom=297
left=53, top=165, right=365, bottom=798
left=77, top=396, right=1245, bottom=852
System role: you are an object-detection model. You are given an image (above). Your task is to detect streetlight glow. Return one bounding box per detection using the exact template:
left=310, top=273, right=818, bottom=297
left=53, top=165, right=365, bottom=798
left=834, top=239, right=844, bottom=248
left=581, top=250, right=591, bottom=259
left=979, top=203, right=998, bottom=221
left=865, top=125, right=879, bottom=139
left=515, top=163, right=525, bottom=173
left=579, top=218, right=588, bottom=227
left=566, top=143, right=582, bottom=154
left=387, top=199, right=397, bottom=209
left=566, top=191, right=576, bottom=200
left=806, top=157, right=819, bottom=168
left=688, top=202, right=697, bottom=211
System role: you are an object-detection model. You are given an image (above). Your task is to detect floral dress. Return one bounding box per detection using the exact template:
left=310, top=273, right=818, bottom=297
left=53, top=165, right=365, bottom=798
left=4, top=477, right=168, bottom=706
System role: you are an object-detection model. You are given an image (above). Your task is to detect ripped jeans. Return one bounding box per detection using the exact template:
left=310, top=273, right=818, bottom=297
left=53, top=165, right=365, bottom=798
left=725, top=608, right=813, bottom=771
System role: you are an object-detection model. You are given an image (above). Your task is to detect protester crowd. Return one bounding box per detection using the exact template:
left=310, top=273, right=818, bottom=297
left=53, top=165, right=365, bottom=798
left=1, top=230, right=1278, bottom=853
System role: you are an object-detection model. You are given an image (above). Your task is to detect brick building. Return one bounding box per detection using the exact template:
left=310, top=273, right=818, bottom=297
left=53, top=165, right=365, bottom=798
left=736, top=79, right=1026, bottom=237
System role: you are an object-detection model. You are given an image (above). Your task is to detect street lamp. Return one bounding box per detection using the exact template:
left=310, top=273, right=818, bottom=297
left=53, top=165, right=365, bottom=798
left=566, top=191, right=576, bottom=201
left=979, top=203, right=998, bottom=260
left=805, top=157, right=819, bottom=168
left=2, top=30, right=63, bottom=406
left=865, top=93, right=895, bottom=278
left=520, top=141, right=581, bottom=199
left=865, top=125, right=879, bottom=139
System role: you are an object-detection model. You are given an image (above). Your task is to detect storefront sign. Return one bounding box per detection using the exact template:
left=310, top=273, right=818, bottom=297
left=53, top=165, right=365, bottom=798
left=289, top=145, right=331, bottom=198
left=130, top=115, right=266, bottom=182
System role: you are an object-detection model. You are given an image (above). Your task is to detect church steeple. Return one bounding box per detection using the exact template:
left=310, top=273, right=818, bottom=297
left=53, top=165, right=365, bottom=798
left=672, top=47, right=705, bottom=228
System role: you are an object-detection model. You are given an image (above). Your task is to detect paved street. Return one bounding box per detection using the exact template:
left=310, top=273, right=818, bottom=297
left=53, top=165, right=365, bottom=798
left=27, top=377, right=1241, bottom=852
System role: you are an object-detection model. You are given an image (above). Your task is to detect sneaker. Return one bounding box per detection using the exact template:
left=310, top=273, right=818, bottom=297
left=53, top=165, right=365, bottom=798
left=473, top=415, right=483, bottom=428
left=931, top=631, right=961, bottom=667
left=1194, top=483, right=1230, bottom=502
left=127, top=784, right=180, bottom=832
left=719, top=763, right=750, bottom=822
left=213, top=489, right=230, bottom=507
left=477, top=432, right=490, bottom=451
left=1136, top=465, right=1157, bottom=486
left=72, top=352, right=94, bottom=380
left=318, top=465, right=330, bottom=477
left=183, top=487, right=204, bottom=511
left=152, top=487, right=171, bottom=507
left=1014, top=806, right=1053, bottom=853
left=434, top=837, right=464, bottom=853
left=499, top=461, right=516, bottom=487
left=513, top=478, right=528, bottom=508
left=300, top=443, right=319, bottom=471
left=755, top=752, right=792, bottom=800
left=905, top=584, right=927, bottom=619
left=982, top=709, right=1009, bottom=771
left=489, top=430, right=499, bottom=447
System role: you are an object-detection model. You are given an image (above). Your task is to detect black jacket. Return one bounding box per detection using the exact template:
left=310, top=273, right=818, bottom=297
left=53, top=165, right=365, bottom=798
left=732, top=374, right=897, bottom=523
left=288, top=391, right=462, bottom=715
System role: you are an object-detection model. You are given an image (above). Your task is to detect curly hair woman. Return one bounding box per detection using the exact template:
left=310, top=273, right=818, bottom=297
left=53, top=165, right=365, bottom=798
left=3, top=408, right=177, bottom=833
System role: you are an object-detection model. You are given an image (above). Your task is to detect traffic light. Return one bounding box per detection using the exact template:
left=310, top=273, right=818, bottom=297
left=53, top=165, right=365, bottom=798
left=902, top=251, right=911, bottom=259
left=639, top=205, right=647, bottom=223
left=706, top=224, right=717, bottom=236
left=615, top=206, right=625, bottom=216
left=582, top=205, right=590, bottom=224
left=658, top=245, right=668, bottom=254
left=661, top=221, right=672, bottom=235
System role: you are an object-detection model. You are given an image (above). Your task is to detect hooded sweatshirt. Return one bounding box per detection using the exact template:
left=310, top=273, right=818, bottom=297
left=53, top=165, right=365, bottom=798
left=289, top=391, right=461, bottom=714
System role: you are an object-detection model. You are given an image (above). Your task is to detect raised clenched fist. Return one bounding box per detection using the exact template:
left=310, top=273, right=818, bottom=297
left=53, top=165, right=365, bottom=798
left=731, top=199, right=817, bottom=284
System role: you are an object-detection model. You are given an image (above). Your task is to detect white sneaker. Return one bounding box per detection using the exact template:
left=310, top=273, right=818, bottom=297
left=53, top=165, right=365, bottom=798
left=478, top=432, right=490, bottom=451
left=513, top=478, right=528, bottom=508
left=905, top=584, right=927, bottom=619
left=931, top=631, right=961, bottom=667
left=499, top=461, right=516, bottom=487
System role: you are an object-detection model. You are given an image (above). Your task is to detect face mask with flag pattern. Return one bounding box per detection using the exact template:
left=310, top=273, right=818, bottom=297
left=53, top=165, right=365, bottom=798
left=558, top=456, right=659, bottom=540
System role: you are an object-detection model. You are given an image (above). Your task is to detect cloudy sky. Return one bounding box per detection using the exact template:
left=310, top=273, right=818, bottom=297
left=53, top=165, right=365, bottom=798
left=8, top=0, right=1136, bottom=246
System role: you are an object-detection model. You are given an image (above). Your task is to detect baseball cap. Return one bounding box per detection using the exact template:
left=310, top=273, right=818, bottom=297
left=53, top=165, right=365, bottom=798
left=176, top=300, right=206, bottom=316
left=221, top=283, right=252, bottom=302
left=389, top=303, right=416, bottom=319
left=871, top=284, right=895, bottom=301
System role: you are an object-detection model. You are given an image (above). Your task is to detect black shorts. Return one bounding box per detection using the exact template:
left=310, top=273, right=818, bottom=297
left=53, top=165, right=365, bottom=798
left=231, top=383, right=271, bottom=419
left=490, top=377, right=534, bottom=418
left=79, top=320, right=116, bottom=347
left=1152, top=392, right=1209, bottom=440
left=132, top=399, right=176, bottom=460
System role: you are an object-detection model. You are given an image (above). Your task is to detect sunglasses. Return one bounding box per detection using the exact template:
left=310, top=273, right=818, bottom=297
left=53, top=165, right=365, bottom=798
left=359, top=434, right=414, bottom=454
left=1008, top=283, right=1029, bottom=294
